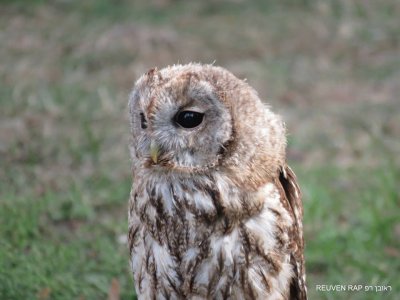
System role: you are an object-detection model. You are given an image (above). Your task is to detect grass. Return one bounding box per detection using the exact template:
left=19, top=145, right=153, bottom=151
left=301, top=165, right=399, bottom=299
left=1, top=0, right=399, bottom=299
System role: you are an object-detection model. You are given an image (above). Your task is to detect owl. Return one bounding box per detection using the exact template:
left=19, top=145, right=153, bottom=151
left=128, top=64, right=307, bottom=300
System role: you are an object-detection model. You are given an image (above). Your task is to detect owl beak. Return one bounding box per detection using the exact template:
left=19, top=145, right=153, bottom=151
left=150, top=140, right=159, bottom=164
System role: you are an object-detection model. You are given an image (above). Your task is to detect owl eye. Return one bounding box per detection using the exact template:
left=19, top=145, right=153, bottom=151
left=174, top=111, right=204, bottom=129
left=140, top=113, right=147, bottom=129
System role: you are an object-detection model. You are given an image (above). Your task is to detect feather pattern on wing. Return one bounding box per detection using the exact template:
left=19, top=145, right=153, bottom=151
left=276, top=165, right=307, bottom=300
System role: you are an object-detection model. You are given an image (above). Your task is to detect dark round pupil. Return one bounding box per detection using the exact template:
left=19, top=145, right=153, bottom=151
left=175, top=111, right=204, bottom=128
left=140, top=113, right=147, bottom=129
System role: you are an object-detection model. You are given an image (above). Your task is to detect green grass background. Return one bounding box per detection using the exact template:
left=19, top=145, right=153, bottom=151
left=0, top=0, right=399, bottom=299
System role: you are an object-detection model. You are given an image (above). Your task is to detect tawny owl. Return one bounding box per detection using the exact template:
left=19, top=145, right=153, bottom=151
left=128, top=64, right=307, bottom=300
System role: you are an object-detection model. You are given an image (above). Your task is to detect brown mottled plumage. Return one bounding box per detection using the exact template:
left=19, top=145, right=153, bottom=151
left=128, top=64, right=307, bottom=299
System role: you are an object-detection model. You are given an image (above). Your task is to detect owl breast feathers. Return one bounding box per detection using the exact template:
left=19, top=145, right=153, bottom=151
left=128, top=63, right=307, bottom=300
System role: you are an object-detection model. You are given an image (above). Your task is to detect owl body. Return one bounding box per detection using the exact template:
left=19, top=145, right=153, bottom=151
left=128, top=64, right=307, bottom=299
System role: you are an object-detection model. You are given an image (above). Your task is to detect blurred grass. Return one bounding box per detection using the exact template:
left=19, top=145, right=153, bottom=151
left=0, top=0, right=399, bottom=299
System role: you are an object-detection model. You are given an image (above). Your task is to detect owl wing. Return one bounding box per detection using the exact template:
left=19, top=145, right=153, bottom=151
left=277, top=165, right=307, bottom=300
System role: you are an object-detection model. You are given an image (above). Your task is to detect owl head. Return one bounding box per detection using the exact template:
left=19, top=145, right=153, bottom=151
left=129, top=64, right=286, bottom=189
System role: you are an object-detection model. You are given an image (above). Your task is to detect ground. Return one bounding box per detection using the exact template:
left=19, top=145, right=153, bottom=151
left=0, top=0, right=399, bottom=299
